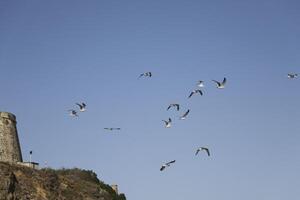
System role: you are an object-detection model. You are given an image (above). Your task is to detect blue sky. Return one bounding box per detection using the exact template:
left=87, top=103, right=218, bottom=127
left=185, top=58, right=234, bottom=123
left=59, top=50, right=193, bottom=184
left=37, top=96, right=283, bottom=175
left=1, top=1, right=300, bottom=199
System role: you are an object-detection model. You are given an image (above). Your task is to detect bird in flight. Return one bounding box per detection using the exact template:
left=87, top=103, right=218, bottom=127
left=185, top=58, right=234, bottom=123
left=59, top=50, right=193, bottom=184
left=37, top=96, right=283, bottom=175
left=104, top=128, right=121, bottom=131
left=139, top=72, right=152, bottom=78
left=197, top=80, right=204, bottom=88
left=179, top=109, right=190, bottom=120
left=287, top=73, right=298, bottom=79
left=76, top=102, right=86, bottom=112
left=160, top=160, right=176, bottom=171
left=188, top=90, right=203, bottom=98
left=68, top=109, right=78, bottom=117
left=212, top=77, right=226, bottom=89
left=167, top=104, right=180, bottom=111
left=162, top=118, right=172, bottom=128
left=195, top=147, right=210, bottom=156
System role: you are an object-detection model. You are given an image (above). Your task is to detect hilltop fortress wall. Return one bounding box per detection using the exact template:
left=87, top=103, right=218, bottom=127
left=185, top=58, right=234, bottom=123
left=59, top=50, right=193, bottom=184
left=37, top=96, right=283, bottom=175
left=0, top=112, right=23, bottom=163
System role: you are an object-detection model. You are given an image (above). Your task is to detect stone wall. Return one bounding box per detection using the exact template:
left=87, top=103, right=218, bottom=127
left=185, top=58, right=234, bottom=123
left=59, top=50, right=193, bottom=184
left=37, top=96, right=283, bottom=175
left=0, top=112, right=23, bottom=162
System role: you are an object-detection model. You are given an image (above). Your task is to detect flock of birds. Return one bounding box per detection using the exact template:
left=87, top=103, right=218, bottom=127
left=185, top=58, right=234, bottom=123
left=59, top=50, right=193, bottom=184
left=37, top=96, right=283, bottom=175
left=68, top=102, right=86, bottom=117
left=67, top=71, right=298, bottom=172
left=159, top=76, right=226, bottom=170
left=68, top=103, right=121, bottom=131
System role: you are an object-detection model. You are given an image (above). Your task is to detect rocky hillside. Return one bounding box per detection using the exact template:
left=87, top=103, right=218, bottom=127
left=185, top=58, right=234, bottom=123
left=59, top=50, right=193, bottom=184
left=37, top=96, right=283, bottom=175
left=0, top=162, right=126, bottom=200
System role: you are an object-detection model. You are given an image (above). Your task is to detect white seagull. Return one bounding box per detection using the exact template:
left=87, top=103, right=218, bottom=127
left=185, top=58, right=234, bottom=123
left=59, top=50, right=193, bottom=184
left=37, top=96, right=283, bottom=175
left=287, top=73, right=298, bottom=79
left=195, top=147, right=210, bottom=156
left=160, top=160, right=176, bottom=171
left=167, top=104, right=180, bottom=111
left=212, top=77, right=226, bottom=89
left=139, top=72, right=152, bottom=78
left=68, top=109, right=78, bottom=117
left=197, top=80, right=204, bottom=88
left=104, top=128, right=121, bottom=131
left=179, top=109, right=190, bottom=120
left=188, top=90, right=203, bottom=98
left=162, top=118, right=172, bottom=128
left=76, top=102, right=86, bottom=112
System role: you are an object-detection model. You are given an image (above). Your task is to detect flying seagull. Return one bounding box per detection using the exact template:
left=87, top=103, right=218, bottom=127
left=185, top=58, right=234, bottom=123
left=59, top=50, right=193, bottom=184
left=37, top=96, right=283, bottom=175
left=139, top=72, right=152, bottom=78
left=68, top=109, right=78, bottom=117
left=195, top=147, right=210, bottom=156
left=287, top=73, right=298, bottom=79
left=167, top=104, right=180, bottom=111
left=188, top=90, right=203, bottom=98
left=197, top=80, right=204, bottom=88
left=212, top=77, right=226, bottom=89
left=179, top=109, right=190, bottom=120
left=162, top=118, right=172, bottom=128
left=160, top=160, right=176, bottom=171
left=104, top=128, right=121, bottom=131
left=76, top=102, right=86, bottom=112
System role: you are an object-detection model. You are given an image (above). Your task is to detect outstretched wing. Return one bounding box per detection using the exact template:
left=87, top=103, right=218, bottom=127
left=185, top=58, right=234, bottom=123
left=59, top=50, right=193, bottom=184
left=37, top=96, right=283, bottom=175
left=204, top=148, right=210, bottom=156
left=197, top=90, right=203, bottom=96
left=167, top=105, right=171, bottom=110
left=183, top=109, right=190, bottom=117
left=166, top=160, right=176, bottom=165
left=222, top=77, right=226, bottom=85
left=212, top=80, right=221, bottom=87
left=76, top=103, right=83, bottom=109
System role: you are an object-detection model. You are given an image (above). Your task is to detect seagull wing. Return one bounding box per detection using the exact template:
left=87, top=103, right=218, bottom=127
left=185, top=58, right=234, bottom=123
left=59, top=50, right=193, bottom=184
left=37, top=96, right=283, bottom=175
left=197, top=90, right=203, bottom=96
left=222, top=77, right=226, bottom=85
left=195, top=149, right=200, bottom=155
left=76, top=103, right=83, bottom=109
left=188, top=91, right=194, bottom=98
left=82, top=103, right=86, bottom=107
left=212, top=80, right=221, bottom=87
left=160, top=165, right=166, bottom=171
left=167, top=160, right=176, bottom=165
left=175, top=104, right=180, bottom=111
left=148, top=72, right=152, bottom=77
left=204, top=148, right=210, bottom=156
left=167, top=105, right=171, bottom=110
left=183, top=109, right=190, bottom=117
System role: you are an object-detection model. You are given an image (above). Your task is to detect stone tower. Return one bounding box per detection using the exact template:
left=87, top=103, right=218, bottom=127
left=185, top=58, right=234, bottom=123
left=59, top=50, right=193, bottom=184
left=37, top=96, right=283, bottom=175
left=0, top=112, right=23, bottom=162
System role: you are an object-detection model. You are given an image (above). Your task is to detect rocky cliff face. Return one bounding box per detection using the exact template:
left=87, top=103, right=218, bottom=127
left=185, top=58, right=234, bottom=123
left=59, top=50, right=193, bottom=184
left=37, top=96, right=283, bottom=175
left=0, top=162, right=126, bottom=200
